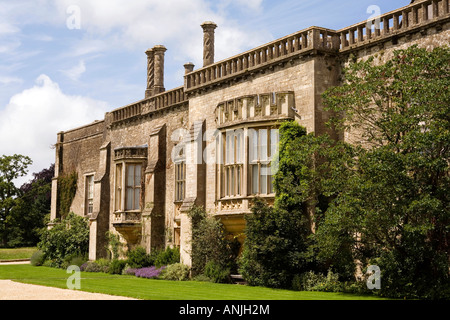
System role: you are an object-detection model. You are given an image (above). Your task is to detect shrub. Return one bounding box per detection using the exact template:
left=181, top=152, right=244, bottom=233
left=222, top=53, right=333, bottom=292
left=61, top=253, right=88, bottom=269
left=122, top=264, right=137, bottom=276
left=126, top=246, right=152, bottom=268
left=192, top=274, right=211, bottom=282
left=108, top=259, right=127, bottom=274
left=154, top=247, right=180, bottom=268
left=38, top=212, right=89, bottom=267
left=81, top=261, right=103, bottom=273
left=161, top=263, right=190, bottom=281
left=95, top=258, right=111, bottom=272
left=135, top=266, right=166, bottom=279
left=292, top=269, right=343, bottom=292
left=30, top=250, right=45, bottom=266
left=188, top=206, right=239, bottom=276
left=204, top=260, right=231, bottom=283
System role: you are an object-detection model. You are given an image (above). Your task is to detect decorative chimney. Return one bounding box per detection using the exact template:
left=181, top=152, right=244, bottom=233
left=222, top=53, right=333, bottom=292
left=152, top=45, right=167, bottom=95
left=184, top=62, right=195, bottom=74
left=145, top=48, right=154, bottom=98
left=201, top=21, right=217, bottom=67
left=145, top=45, right=167, bottom=98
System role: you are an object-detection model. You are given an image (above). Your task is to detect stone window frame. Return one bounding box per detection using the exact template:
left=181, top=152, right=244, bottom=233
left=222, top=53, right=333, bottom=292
left=248, top=126, right=279, bottom=196
left=217, top=122, right=279, bottom=201
left=124, top=163, right=142, bottom=211
left=174, top=161, right=186, bottom=202
left=84, top=173, right=95, bottom=216
left=114, top=162, right=143, bottom=213
left=221, top=128, right=244, bottom=198
left=173, top=142, right=186, bottom=203
left=113, top=146, right=147, bottom=214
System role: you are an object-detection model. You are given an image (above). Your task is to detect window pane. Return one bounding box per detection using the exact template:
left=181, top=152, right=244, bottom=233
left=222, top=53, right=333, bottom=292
left=181, top=182, right=185, bottom=200
left=126, top=188, right=133, bottom=210
left=252, top=165, right=259, bottom=194
left=115, top=164, right=122, bottom=211
left=260, top=164, right=268, bottom=194
left=225, top=167, right=229, bottom=196
left=249, top=129, right=258, bottom=162
left=127, top=165, right=134, bottom=187
left=135, top=165, right=141, bottom=187
left=226, top=133, right=232, bottom=164
left=231, top=166, right=235, bottom=196
left=134, top=188, right=141, bottom=210
left=269, top=175, right=274, bottom=194
left=87, top=176, right=94, bottom=199
left=235, top=130, right=243, bottom=164
left=237, top=166, right=241, bottom=195
left=270, top=129, right=279, bottom=159
left=259, top=129, right=268, bottom=161
left=88, top=200, right=93, bottom=214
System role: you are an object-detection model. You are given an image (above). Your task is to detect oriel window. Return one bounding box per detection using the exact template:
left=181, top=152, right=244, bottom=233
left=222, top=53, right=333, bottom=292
left=125, top=164, right=142, bottom=211
left=249, top=127, right=279, bottom=195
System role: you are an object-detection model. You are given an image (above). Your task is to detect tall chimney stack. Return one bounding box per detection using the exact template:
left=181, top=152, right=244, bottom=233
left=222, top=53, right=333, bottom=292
left=145, top=48, right=154, bottom=98
left=201, top=22, right=217, bottom=67
left=152, top=45, right=167, bottom=95
left=145, top=45, right=167, bottom=98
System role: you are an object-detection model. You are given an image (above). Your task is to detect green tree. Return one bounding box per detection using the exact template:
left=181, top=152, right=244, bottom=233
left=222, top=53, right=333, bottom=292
left=239, top=121, right=354, bottom=288
left=8, top=164, right=54, bottom=247
left=0, top=154, right=33, bottom=247
left=319, top=45, right=450, bottom=299
left=38, top=212, right=89, bottom=266
left=188, top=206, right=238, bottom=277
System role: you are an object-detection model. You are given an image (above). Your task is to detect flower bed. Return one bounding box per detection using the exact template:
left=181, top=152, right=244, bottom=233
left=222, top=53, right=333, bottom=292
left=134, top=266, right=166, bottom=279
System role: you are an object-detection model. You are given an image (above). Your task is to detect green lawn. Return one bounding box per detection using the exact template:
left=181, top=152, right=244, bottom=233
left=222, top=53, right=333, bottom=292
left=0, top=264, right=387, bottom=300
left=0, top=247, right=37, bottom=260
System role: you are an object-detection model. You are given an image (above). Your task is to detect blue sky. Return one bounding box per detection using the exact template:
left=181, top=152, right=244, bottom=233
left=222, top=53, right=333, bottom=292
left=0, top=0, right=411, bottom=184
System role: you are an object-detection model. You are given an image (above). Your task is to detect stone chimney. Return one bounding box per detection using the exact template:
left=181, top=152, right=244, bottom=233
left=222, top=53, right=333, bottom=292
left=184, top=62, right=195, bottom=74
left=201, top=21, right=217, bottom=67
left=145, top=45, right=167, bottom=98
left=145, top=48, right=154, bottom=98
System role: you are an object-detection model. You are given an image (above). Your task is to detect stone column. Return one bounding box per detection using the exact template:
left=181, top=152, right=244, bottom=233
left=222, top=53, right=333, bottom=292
left=201, top=21, right=217, bottom=67
left=145, top=49, right=154, bottom=98
left=153, top=45, right=167, bottom=95
left=89, top=142, right=110, bottom=261
left=184, top=62, right=195, bottom=89
left=50, top=132, right=64, bottom=223
left=142, top=124, right=166, bottom=253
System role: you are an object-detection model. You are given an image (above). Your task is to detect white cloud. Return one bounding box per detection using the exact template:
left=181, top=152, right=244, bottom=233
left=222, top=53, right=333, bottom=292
left=0, top=74, right=109, bottom=186
left=51, top=0, right=271, bottom=64
left=60, top=60, right=86, bottom=81
left=0, top=76, right=23, bottom=85
left=0, top=22, right=20, bottom=35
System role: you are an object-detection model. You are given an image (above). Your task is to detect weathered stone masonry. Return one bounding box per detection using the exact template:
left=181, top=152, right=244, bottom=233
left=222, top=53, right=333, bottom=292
left=50, top=0, right=449, bottom=264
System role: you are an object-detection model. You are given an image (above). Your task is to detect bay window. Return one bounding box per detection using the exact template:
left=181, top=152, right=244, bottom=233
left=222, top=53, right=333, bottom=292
left=115, top=162, right=142, bottom=212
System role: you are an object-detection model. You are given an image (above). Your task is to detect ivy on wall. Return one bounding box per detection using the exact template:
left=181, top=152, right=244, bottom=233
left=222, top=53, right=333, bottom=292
left=57, top=171, right=78, bottom=219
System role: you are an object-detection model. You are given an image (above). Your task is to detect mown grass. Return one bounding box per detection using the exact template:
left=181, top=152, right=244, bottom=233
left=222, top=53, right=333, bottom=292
left=0, top=247, right=37, bottom=260
left=0, top=265, right=388, bottom=300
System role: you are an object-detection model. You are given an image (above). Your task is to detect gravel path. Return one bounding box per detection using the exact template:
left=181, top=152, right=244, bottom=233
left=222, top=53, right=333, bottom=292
left=0, top=280, right=138, bottom=300
left=0, top=261, right=137, bottom=300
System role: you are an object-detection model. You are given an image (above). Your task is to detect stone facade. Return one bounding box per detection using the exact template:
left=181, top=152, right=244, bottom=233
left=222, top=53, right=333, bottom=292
left=50, top=0, right=450, bottom=264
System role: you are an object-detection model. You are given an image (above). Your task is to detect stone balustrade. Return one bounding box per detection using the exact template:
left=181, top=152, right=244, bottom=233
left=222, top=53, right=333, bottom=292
left=185, top=0, right=449, bottom=93
left=111, top=86, right=186, bottom=125
left=339, top=0, right=449, bottom=50
left=185, top=27, right=340, bottom=93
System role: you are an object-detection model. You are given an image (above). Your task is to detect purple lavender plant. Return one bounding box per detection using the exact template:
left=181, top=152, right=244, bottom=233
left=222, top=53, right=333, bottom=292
left=123, top=267, right=138, bottom=276
left=134, top=266, right=166, bottom=279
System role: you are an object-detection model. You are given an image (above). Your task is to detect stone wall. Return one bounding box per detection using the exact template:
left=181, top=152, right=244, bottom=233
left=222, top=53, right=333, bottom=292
left=50, top=0, right=449, bottom=261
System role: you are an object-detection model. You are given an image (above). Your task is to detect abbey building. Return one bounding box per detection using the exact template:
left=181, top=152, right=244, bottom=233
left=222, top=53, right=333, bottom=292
left=50, top=0, right=449, bottom=265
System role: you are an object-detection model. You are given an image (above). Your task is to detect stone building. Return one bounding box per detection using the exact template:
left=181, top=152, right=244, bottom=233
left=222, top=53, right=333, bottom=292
left=50, top=0, right=449, bottom=265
